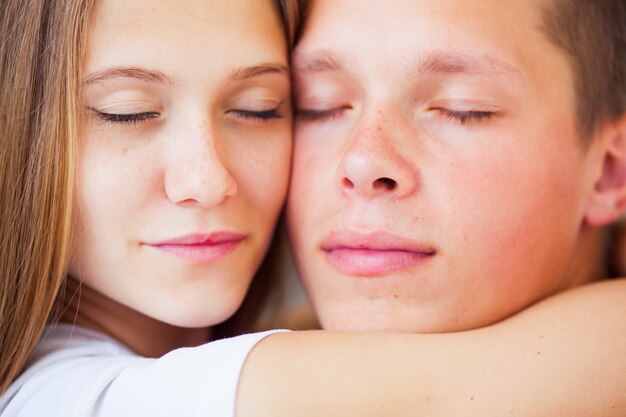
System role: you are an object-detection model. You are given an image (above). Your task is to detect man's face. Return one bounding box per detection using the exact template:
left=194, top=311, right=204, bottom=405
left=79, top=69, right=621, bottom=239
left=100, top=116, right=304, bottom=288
left=287, top=0, right=602, bottom=332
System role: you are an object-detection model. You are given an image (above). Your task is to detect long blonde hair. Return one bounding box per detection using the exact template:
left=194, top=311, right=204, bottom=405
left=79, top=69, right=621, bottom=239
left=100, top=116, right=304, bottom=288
left=0, top=0, right=93, bottom=394
left=0, top=0, right=304, bottom=394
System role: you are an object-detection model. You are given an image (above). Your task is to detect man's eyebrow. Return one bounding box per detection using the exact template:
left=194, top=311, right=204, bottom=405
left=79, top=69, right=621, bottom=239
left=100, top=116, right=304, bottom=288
left=84, top=67, right=174, bottom=85
left=292, top=50, right=347, bottom=73
left=229, top=63, right=289, bottom=81
left=409, top=51, right=523, bottom=80
left=293, top=49, right=522, bottom=82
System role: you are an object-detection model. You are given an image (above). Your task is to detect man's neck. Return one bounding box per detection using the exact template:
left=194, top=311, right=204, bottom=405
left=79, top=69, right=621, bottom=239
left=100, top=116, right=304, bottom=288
left=563, top=225, right=609, bottom=289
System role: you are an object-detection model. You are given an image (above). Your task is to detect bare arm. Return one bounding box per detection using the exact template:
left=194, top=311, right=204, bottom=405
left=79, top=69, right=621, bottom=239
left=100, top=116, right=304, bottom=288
left=237, top=279, right=626, bottom=417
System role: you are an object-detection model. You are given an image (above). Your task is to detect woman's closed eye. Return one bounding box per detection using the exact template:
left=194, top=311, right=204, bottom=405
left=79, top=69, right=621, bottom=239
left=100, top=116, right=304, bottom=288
left=92, top=109, right=161, bottom=125
left=228, top=108, right=284, bottom=121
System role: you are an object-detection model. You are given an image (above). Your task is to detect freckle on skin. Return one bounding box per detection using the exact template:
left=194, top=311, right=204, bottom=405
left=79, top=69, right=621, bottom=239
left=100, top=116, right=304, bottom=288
left=536, top=351, right=541, bottom=355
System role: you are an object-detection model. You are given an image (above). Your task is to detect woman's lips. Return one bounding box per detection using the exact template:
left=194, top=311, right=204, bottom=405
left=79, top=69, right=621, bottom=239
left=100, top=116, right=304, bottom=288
left=145, top=232, right=246, bottom=264
left=321, top=230, right=436, bottom=276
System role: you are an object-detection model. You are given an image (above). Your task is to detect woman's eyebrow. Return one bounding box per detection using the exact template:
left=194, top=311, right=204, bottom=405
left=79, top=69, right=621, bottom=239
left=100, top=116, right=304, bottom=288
left=84, top=67, right=174, bottom=85
left=229, top=63, right=289, bottom=81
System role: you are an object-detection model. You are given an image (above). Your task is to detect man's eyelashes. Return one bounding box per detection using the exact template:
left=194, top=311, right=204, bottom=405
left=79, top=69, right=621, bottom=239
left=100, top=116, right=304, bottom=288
left=296, top=106, right=495, bottom=125
left=435, top=109, right=495, bottom=125
left=296, top=107, right=348, bottom=122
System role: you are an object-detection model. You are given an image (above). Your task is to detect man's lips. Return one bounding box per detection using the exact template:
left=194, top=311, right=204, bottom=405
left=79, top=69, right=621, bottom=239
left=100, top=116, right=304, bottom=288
left=145, top=232, right=246, bottom=264
left=321, top=230, right=436, bottom=276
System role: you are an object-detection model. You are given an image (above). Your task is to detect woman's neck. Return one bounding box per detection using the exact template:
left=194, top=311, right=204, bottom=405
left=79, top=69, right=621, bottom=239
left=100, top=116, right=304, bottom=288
left=59, top=278, right=211, bottom=357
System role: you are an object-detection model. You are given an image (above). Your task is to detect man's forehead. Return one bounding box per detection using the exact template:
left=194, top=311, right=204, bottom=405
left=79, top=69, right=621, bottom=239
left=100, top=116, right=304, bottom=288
left=293, top=48, right=527, bottom=85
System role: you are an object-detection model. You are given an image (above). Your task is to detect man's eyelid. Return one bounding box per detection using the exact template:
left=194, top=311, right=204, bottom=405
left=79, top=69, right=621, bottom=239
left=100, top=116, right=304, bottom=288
left=296, top=96, right=353, bottom=111
left=295, top=74, right=358, bottom=104
left=426, top=99, right=502, bottom=113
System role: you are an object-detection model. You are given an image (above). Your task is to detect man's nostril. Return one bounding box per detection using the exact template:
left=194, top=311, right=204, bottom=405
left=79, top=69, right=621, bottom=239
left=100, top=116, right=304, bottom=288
left=373, top=177, right=397, bottom=191
left=342, top=178, right=355, bottom=188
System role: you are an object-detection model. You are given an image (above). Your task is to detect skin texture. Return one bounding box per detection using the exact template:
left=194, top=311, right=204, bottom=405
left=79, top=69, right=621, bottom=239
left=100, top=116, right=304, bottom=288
left=287, top=0, right=617, bottom=333
left=237, top=279, right=626, bottom=417
left=66, top=0, right=291, bottom=356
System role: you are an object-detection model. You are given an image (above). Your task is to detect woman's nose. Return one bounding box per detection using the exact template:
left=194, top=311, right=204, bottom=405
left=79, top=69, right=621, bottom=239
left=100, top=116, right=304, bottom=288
left=164, top=124, right=237, bottom=208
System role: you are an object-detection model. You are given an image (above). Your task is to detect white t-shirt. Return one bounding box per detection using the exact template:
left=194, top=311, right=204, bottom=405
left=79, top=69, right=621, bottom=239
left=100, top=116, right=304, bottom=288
left=0, top=324, right=284, bottom=417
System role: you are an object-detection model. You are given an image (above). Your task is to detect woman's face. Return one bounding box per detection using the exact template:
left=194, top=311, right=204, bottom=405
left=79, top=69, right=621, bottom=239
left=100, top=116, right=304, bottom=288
left=70, top=0, right=291, bottom=327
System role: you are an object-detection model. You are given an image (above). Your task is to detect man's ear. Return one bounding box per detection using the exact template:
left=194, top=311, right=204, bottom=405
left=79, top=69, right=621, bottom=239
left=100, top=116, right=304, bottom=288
left=585, top=113, right=626, bottom=226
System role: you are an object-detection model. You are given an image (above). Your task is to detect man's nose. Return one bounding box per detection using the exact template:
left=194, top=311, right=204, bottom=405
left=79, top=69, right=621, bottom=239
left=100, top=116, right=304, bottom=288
left=338, top=113, right=418, bottom=200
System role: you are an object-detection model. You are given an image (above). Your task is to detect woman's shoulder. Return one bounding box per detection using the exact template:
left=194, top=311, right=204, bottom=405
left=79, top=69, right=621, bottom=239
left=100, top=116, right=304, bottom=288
left=0, top=324, right=140, bottom=416
left=33, top=323, right=136, bottom=359
left=0, top=325, right=288, bottom=417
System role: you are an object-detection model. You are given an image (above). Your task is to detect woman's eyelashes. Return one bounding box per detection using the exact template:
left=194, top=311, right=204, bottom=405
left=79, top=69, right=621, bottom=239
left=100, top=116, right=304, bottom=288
left=88, top=107, right=284, bottom=126
left=92, top=109, right=160, bottom=125
left=227, top=108, right=284, bottom=121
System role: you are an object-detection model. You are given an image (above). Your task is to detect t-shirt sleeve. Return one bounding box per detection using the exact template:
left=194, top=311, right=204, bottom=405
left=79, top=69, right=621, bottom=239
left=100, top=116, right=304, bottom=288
left=1, top=330, right=286, bottom=417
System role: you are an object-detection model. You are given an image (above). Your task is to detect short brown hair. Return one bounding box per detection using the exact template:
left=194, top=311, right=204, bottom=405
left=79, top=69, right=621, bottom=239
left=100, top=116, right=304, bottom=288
left=541, top=0, right=626, bottom=137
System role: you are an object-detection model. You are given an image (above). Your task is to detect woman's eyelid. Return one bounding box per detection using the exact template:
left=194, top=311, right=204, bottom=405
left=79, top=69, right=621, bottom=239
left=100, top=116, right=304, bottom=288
left=89, top=98, right=162, bottom=115
left=229, top=98, right=285, bottom=113
left=227, top=85, right=288, bottom=110
left=84, top=85, right=163, bottom=109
